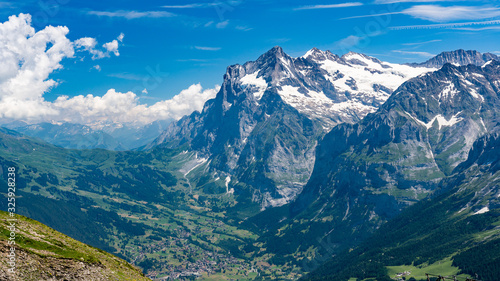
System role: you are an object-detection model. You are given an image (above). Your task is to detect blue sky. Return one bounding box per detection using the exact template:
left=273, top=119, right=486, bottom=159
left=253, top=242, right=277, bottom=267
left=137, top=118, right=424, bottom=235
left=1, top=0, right=500, bottom=124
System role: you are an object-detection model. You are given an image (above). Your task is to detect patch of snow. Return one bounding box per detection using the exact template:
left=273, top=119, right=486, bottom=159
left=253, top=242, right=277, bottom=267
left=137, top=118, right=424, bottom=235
left=468, top=87, right=483, bottom=100
left=463, top=79, right=474, bottom=86
left=482, top=60, right=493, bottom=67
left=410, top=112, right=463, bottom=130
left=368, top=210, right=377, bottom=221
left=480, top=118, right=487, bottom=131
left=439, top=83, right=458, bottom=100
left=225, top=176, right=231, bottom=193
left=474, top=206, right=489, bottom=215
left=240, top=71, right=268, bottom=99
left=182, top=154, right=208, bottom=176
left=279, top=57, right=293, bottom=78
left=472, top=73, right=484, bottom=79
left=342, top=201, right=350, bottom=221
left=433, top=114, right=463, bottom=130
left=222, top=100, right=232, bottom=111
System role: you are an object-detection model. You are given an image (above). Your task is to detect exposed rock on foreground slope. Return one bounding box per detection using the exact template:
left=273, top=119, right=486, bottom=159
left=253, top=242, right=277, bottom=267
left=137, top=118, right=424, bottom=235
left=0, top=211, right=148, bottom=281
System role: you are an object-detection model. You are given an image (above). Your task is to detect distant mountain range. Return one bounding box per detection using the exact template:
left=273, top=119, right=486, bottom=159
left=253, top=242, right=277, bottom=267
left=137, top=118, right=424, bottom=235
left=4, top=120, right=171, bottom=150
left=411, top=49, right=499, bottom=68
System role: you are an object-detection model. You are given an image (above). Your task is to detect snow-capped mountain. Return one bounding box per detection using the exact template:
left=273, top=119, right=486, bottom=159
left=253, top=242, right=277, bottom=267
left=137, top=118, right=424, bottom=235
left=234, top=46, right=433, bottom=129
left=150, top=46, right=435, bottom=207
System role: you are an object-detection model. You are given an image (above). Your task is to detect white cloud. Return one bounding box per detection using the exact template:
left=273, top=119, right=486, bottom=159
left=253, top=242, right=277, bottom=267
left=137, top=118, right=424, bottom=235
left=341, top=12, right=397, bottom=20
left=0, top=13, right=73, bottom=102
left=0, top=14, right=219, bottom=126
left=194, top=46, right=221, bottom=51
left=103, top=40, right=120, bottom=56
left=375, top=0, right=457, bottom=4
left=402, top=39, right=441, bottom=46
left=92, top=65, right=101, bottom=72
left=0, top=98, right=58, bottom=120
left=142, top=88, right=148, bottom=94
left=51, top=84, right=220, bottom=125
left=143, top=84, right=220, bottom=122
left=392, top=50, right=435, bottom=58
left=452, top=25, right=500, bottom=31
left=295, top=2, right=363, bottom=10
left=74, top=33, right=123, bottom=59
left=235, top=25, right=252, bottom=31
left=0, top=2, right=13, bottom=8
left=108, top=73, right=143, bottom=81
left=88, top=10, right=175, bottom=19
left=345, top=5, right=500, bottom=22
left=216, top=20, right=229, bottom=29
left=390, top=19, right=500, bottom=30
left=162, top=2, right=241, bottom=9
left=336, top=35, right=363, bottom=48
left=403, top=5, right=500, bottom=22
left=162, top=3, right=217, bottom=8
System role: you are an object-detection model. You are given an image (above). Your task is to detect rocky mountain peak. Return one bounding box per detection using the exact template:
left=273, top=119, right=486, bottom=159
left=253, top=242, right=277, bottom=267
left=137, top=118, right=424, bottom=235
left=255, top=46, right=288, bottom=63
left=303, top=47, right=339, bottom=62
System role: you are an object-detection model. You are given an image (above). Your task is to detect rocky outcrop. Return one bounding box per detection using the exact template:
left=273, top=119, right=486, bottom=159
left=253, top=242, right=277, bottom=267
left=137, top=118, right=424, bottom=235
left=0, top=211, right=149, bottom=281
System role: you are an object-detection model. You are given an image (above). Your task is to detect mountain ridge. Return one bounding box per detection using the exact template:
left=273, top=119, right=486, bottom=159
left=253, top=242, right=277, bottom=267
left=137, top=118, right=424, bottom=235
left=149, top=46, right=436, bottom=208
left=411, top=49, right=499, bottom=68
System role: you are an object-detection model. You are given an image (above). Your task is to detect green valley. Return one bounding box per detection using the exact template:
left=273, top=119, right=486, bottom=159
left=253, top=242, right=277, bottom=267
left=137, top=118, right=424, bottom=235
left=0, top=128, right=301, bottom=280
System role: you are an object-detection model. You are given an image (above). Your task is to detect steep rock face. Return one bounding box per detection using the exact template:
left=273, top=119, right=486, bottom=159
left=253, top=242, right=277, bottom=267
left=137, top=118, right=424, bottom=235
left=259, top=61, right=500, bottom=262
left=151, top=46, right=433, bottom=207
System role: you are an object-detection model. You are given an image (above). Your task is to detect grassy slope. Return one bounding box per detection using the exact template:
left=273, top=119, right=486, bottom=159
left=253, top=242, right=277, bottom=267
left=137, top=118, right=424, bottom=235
left=0, top=210, right=149, bottom=280
left=386, top=258, right=468, bottom=280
